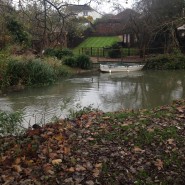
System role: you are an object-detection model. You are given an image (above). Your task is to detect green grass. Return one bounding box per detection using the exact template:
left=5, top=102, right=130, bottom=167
left=73, top=36, right=120, bottom=54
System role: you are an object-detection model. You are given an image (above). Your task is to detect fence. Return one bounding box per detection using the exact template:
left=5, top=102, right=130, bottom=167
left=78, top=46, right=185, bottom=59
left=78, top=47, right=139, bottom=57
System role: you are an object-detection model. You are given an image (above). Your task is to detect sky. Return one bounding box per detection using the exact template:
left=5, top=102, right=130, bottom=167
left=72, top=0, right=134, bottom=14
left=12, top=0, right=134, bottom=14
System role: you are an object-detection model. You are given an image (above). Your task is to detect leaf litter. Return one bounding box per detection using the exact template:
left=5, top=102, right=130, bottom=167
left=0, top=100, right=185, bottom=184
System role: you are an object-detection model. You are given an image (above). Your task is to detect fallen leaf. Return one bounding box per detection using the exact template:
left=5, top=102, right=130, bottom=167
left=86, top=180, right=94, bottom=185
left=133, top=146, right=145, bottom=153
left=49, top=152, right=58, bottom=159
left=147, top=128, right=154, bottom=132
left=14, top=157, right=21, bottom=165
left=167, top=138, right=174, bottom=145
left=95, top=163, right=102, bottom=168
left=63, top=146, right=70, bottom=154
left=93, top=168, right=100, bottom=177
left=85, top=121, right=92, bottom=128
left=102, top=116, right=110, bottom=120
left=12, top=165, right=22, bottom=173
left=154, top=159, right=163, bottom=170
left=176, top=107, right=184, bottom=113
left=67, top=167, right=75, bottom=172
left=53, top=135, right=63, bottom=141
left=52, top=159, right=62, bottom=165
left=76, top=164, right=86, bottom=171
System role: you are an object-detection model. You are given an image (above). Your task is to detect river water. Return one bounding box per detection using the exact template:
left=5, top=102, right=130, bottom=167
left=0, top=70, right=185, bottom=126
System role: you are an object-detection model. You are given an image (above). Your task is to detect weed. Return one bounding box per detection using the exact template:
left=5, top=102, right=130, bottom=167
left=0, top=111, right=24, bottom=136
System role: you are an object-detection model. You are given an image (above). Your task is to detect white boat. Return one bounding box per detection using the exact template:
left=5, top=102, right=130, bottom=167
left=100, top=63, right=144, bottom=73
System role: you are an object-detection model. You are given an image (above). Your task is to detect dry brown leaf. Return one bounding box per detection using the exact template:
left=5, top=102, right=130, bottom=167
left=43, top=163, right=53, bottom=174
left=52, top=159, right=62, bottom=165
left=76, top=164, right=86, bottom=171
left=67, top=167, right=75, bottom=172
left=87, top=137, right=95, bottom=141
left=167, top=138, right=174, bottom=145
left=102, top=116, right=110, bottom=120
left=53, top=135, right=63, bottom=141
left=176, top=107, right=184, bottom=113
left=93, top=168, right=100, bottom=177
left=12, top=165, right=22, bottom=173
left=14, top=157, right=21, bottom=165
left=49, top=152, right=58, bottom=159
left=133, top=146, right=145, bottom=153
left=154, top=159, right=163, bottom=170
left=85, top=121, right=92, bottom=128
left=147, top=128, right=154, bottom=132
left=95, top=163, right=102, bottom=168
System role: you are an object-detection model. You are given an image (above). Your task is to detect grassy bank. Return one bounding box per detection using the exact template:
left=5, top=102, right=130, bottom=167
left=0, top=99, right=185, bottom=184
left=144, top=52, right=185, bottom=70
left=0, top=48, right=93, bottom=91
left=73, top=36, right=120, bottom=54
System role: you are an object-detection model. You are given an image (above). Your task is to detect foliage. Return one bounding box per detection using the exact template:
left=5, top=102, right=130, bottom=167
left=44, top=48, right=73, bottom=59
left=25, top=59, right=56, bottom=85
left=3, top=59, right=55, bottom=86
left=0, top=111, right=24, bottom=136
left=63, top=54, right=92, bottom=69
left=76, top=54, right=92, bottom=69
left=56, top=48, right=73, bottom=59
left=144, top=53, right=185, bottom=70
left=6, top=18, right=30, bottom=46
left=108, top=42, right=122, bottom=58
left=68, top=104, right=97, bottom=120
left=63, top=56, right=77, bottom=68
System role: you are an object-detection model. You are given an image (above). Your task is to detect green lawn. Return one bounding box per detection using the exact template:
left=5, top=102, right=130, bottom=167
left=73, top=36, right=120, bottom=54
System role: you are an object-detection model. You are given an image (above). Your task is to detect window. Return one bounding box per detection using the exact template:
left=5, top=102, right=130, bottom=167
left=83, top=11, right=88, bottom=16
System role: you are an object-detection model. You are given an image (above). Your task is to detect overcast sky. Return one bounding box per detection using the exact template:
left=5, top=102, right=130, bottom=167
left=72, top=0, right=134, bottom=14
left=12, top=0, right=134, bottom=14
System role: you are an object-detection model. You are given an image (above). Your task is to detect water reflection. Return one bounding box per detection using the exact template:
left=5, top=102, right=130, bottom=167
left=0, top=70, right=185, bottom=126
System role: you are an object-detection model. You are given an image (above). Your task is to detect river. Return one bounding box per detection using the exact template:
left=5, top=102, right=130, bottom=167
left=0, top=70, right=185, bottom=126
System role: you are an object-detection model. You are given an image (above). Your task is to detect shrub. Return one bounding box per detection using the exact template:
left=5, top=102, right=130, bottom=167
left=25, top=59, right=56, bottom=85
left=0, top=111, right=24, bottom=136
left=108, top=42, right=121, bottom=58
left=56, top=48, right=73, bottom=59
left=6, top=18, right=30, bottom=46
left=63, top=56, right=77, bottom=68
left=76, top=54, right=92, bottom=69
left=2, top=58, right=56, bottom=86
left=44, top=48, right=73, bottom=59
left=144, top=53, right=185, bottom=70
left=44, top=48, right=57, bottom=57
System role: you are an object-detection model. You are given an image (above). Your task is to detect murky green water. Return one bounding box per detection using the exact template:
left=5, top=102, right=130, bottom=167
left=1, top=70, right=185, bottom=125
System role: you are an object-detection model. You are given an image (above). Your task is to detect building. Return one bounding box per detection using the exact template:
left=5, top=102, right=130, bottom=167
left=66, top=4, right=102, bottom=21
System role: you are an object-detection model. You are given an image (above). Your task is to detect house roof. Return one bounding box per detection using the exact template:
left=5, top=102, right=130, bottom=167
left=67, top=4, right=94, bottom=13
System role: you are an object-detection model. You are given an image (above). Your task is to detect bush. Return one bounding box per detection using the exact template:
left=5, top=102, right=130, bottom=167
left=63, top=56, right=77, bottom=68
left=76, top=54, right=92, bottom=69
left=144, top=53, right=185, bottom=70
left=44, top=48, right=73, bottom=59
left=25, top=59, right=56, bottom=85
left=0, top=111, right=24, bottom=136
left=108, top=42, right=121, bottom=58
left=44, top=48, right=57, bottom=57
left=63, top=54, right=92, bottom=69
left=56, top=48, right=73, bottom=59
left=2, top=58, right=56, bottom=86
